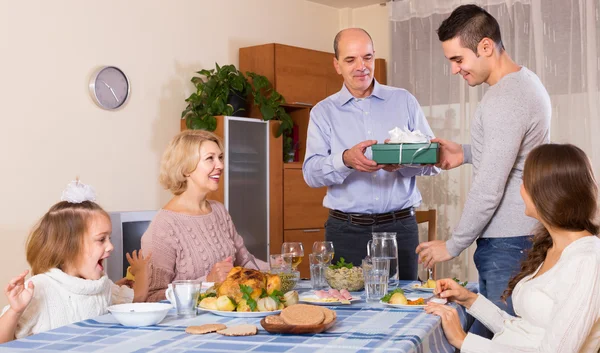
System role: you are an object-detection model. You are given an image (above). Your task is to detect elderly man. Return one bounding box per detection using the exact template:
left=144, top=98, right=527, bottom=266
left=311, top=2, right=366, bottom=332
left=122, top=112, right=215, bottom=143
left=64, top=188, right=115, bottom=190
left=302, top=28, right=438, bottom=281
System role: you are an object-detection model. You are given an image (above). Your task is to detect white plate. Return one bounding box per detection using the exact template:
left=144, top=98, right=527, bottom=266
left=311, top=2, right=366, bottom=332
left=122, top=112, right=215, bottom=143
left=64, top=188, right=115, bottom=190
left=411, top=284, right=435, bottom=292
left=381, top=296, right=446, bottom=309
left=299, top=294, right=361, bottom=305
left=197, top=307, right=282, bottom=318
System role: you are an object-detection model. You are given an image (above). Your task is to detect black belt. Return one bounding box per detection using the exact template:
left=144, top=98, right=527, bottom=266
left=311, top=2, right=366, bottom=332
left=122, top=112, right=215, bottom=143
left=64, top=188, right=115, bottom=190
left=329, top=207, right=415, bottom=226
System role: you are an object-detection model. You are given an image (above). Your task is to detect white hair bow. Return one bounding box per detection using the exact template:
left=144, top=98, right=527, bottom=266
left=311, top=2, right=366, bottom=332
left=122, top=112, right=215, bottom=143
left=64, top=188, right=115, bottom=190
left=60, top=179, right=97, bottom=203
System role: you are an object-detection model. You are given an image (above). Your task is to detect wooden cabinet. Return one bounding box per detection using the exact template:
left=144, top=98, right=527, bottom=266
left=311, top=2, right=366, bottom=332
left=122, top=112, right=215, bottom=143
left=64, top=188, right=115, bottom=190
left=283, top=165, right=328, bottom=230
left=240, top=43, right=387, bottom=278
left=240, top=44, right=342, bottom=107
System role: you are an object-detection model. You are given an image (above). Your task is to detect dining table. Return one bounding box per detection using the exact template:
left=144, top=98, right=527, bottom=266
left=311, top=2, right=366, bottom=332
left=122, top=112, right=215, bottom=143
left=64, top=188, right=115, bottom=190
left=0, top=280, right=476, bottom=353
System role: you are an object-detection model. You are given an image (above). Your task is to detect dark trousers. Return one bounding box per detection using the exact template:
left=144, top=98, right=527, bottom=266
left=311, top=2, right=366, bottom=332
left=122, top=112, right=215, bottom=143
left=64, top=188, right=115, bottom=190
left=324, top=214, right=419, bottom=280
left=470, top=236, right=532, bottom=339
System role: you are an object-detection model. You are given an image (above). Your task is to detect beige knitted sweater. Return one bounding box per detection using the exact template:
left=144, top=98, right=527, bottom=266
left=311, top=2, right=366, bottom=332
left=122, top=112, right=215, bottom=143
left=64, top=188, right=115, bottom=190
left=141, top=200, right=267, bottom=302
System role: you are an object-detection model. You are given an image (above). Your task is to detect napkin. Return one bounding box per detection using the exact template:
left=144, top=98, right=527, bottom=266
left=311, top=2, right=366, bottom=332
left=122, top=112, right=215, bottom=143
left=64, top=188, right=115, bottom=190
left=387, top=127, right=429, bottom=144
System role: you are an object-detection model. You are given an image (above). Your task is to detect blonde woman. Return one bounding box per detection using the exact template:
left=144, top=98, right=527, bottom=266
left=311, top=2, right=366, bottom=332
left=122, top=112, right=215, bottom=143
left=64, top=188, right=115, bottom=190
left=142, top=130, right=267, bottom=302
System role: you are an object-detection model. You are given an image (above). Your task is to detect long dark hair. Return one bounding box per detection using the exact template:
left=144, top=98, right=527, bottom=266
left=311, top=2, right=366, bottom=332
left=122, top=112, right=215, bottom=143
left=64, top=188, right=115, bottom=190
left=502, top=144, right=599, bottom=300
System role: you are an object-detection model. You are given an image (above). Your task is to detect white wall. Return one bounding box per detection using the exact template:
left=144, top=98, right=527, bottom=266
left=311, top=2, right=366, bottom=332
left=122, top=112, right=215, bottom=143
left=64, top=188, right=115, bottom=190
left=339, top=3, right=391, bottom=81
left=0, top=0, right=341, bottom=307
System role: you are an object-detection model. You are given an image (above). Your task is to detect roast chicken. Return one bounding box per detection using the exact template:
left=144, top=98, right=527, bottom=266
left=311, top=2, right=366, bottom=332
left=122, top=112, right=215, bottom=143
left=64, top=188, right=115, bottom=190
left=215, top=267, right=281, bottom=302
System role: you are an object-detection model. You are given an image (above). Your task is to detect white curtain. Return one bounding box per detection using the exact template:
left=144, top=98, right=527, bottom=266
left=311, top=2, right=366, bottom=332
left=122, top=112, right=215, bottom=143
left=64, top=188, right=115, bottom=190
left=389, top=0, right=600, bottom=281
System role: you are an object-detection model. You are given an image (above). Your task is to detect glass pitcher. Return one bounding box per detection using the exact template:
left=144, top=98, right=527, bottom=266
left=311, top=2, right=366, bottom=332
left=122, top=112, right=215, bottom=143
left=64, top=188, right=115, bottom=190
left=367, top=232, right=400, bottom=286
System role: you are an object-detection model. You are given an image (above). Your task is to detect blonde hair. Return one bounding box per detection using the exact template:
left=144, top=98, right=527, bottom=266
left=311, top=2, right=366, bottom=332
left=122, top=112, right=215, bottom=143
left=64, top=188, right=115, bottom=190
left=26, top=201, right=109, bottom=275
left=159, top=129, right=224, bottom=195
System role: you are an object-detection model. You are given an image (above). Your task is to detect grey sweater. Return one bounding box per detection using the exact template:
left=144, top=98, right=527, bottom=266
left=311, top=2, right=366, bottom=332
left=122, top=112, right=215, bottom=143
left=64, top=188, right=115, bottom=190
left=446, top=67, right=551, bottom=257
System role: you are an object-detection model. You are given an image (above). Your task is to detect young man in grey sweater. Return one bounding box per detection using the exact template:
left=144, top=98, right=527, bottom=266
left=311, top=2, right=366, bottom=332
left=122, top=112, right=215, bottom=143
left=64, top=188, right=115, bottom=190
left=415, top=5, right=551, bottom=338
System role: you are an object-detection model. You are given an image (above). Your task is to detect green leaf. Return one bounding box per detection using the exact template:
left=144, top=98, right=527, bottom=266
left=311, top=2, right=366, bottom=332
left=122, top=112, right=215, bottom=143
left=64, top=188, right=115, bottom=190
left=381, top=288, right=405, bottom=303
left=197, top=69, right=212, bottom=76
left=329, top=257, right=353, bottom=270
left=260, top=105, right=275, bottom=120
left=181, top=108, right=190, bottom=119
left=453, top=277, right=468, bottom=287
left=269, top=290, right=284, bottom=306
left=198, top=292, right=217, bottom=302
left=239, top=284, right=257, bottom=311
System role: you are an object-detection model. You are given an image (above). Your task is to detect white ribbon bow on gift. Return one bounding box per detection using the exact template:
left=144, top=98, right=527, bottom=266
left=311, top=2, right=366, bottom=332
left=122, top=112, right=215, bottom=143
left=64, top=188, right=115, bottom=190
left=386, top=127, right=431, bottom=164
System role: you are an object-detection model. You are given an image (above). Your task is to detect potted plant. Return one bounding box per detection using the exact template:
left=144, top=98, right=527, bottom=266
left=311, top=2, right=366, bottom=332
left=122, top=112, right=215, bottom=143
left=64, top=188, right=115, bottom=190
left=181, top=64, right=295, bottom=160
left=181, top=63, right=251, bottom=131
left=247, top=72, right=294, bottom=160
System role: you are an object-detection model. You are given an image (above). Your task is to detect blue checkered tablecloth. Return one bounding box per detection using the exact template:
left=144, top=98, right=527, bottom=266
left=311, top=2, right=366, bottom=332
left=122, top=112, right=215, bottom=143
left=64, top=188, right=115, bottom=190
left=0, top=281, right=476, bottom=353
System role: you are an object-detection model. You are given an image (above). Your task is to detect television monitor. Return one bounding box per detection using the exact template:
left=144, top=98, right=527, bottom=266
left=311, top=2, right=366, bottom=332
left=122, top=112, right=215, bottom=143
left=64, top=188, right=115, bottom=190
left=106, top=210, right=157, bottom=282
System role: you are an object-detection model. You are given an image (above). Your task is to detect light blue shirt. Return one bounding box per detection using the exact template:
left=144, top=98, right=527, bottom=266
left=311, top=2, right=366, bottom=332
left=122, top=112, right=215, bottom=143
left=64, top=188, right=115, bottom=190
left=302, top=80, right=439, bottom=214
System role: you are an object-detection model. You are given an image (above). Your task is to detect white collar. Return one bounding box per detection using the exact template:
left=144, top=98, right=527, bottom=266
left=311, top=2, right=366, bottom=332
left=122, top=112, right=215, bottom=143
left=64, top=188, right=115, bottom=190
left=44, top=268, right=110, bottom=296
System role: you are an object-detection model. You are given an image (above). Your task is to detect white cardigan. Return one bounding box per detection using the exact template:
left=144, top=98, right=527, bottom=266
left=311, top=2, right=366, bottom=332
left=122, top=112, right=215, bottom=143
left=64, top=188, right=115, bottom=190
left=1, top=268, right=133, bottom=338
left=462, top=236, right=600, bottom=352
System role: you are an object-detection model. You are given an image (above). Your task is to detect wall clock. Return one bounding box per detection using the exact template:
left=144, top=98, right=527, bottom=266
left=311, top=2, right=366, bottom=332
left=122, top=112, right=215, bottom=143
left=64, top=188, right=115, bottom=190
left=89, top=66, right=130, bottom=110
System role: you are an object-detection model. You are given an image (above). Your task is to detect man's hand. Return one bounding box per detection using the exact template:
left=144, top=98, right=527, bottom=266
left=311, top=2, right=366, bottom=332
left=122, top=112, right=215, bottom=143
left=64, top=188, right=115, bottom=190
left=416, top=240, right=453, bottom=269
left=343, top=140, right=383, bottom=173
left=431, top=138, right=463, bottom=170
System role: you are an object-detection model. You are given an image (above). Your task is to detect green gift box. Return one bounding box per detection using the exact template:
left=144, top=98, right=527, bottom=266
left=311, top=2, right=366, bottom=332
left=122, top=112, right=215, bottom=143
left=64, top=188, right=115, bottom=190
left=371, top=142, right=439, bottom=165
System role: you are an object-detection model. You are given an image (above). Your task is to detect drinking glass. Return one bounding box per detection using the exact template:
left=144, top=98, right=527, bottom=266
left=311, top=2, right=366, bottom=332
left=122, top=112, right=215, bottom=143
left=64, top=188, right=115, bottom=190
left=309, top=253, right=327, bottom=289
left=269, top=253, right=293, bottom=273
left=362, top=258, right=390, bottom=302
left=312, top=241, right=334, bottom=263
left=171, top=280, right=202, bottom=317
left=282, top=242, right=304, bottom=270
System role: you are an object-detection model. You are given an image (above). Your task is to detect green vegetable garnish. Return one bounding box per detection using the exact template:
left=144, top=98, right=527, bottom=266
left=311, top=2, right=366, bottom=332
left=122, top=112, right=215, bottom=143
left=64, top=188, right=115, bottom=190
left=329, top=257, right=354, bottom=270
left=453, top=277, right=468, bottom=287
left=269, top=289, right=284, bottom=306
left=381, top=288, right=405, bottom=303
left=197, top=292, right=216, bottom=304
left=240, top=284, right=258, bottom=311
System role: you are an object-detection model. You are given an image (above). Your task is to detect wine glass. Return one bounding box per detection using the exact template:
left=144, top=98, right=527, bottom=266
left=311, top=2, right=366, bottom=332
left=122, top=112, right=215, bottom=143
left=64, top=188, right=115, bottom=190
left=281, top=242, right=304, bottom=270
left=312, top=241, right=334, bottom=263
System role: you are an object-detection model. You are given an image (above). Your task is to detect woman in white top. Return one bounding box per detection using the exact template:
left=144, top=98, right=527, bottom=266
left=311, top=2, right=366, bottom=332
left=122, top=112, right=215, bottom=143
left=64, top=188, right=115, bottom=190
left=425, top=143, right=600, bottom=352
left=0, top=181, right=151, bottom=343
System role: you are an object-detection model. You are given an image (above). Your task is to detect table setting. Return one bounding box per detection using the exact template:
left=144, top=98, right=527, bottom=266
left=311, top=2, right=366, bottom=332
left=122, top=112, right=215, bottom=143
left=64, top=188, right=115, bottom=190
left=0, top=237, right=475, bottom=353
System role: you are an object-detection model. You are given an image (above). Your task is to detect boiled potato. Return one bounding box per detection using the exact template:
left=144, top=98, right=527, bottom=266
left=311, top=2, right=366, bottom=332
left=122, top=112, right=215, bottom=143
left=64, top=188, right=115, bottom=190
left=199, top=297, right=218, bottom=310
left=216, top=295, right=236, bottom=311
left=389, top=292, right=408, bottom=305
left=236, top=299, right=252, bottom=312
left=425, top=279, right=437, bottom=288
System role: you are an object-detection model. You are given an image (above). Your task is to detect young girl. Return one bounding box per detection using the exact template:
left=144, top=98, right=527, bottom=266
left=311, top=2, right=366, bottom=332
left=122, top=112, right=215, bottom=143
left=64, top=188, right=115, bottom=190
left=425, top=143, right=600, bottom=352
left=0, top=181, right=151, bottom=343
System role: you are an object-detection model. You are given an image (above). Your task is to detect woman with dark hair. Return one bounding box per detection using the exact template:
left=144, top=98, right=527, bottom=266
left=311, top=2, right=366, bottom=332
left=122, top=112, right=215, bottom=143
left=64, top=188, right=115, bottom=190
left=425, top=143, right=600, bottom=352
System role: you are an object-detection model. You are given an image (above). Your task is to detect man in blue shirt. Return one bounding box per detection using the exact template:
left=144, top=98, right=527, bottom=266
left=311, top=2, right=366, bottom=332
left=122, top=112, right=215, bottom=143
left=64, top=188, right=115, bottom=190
left=302, top=28, right=438, bottom=280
